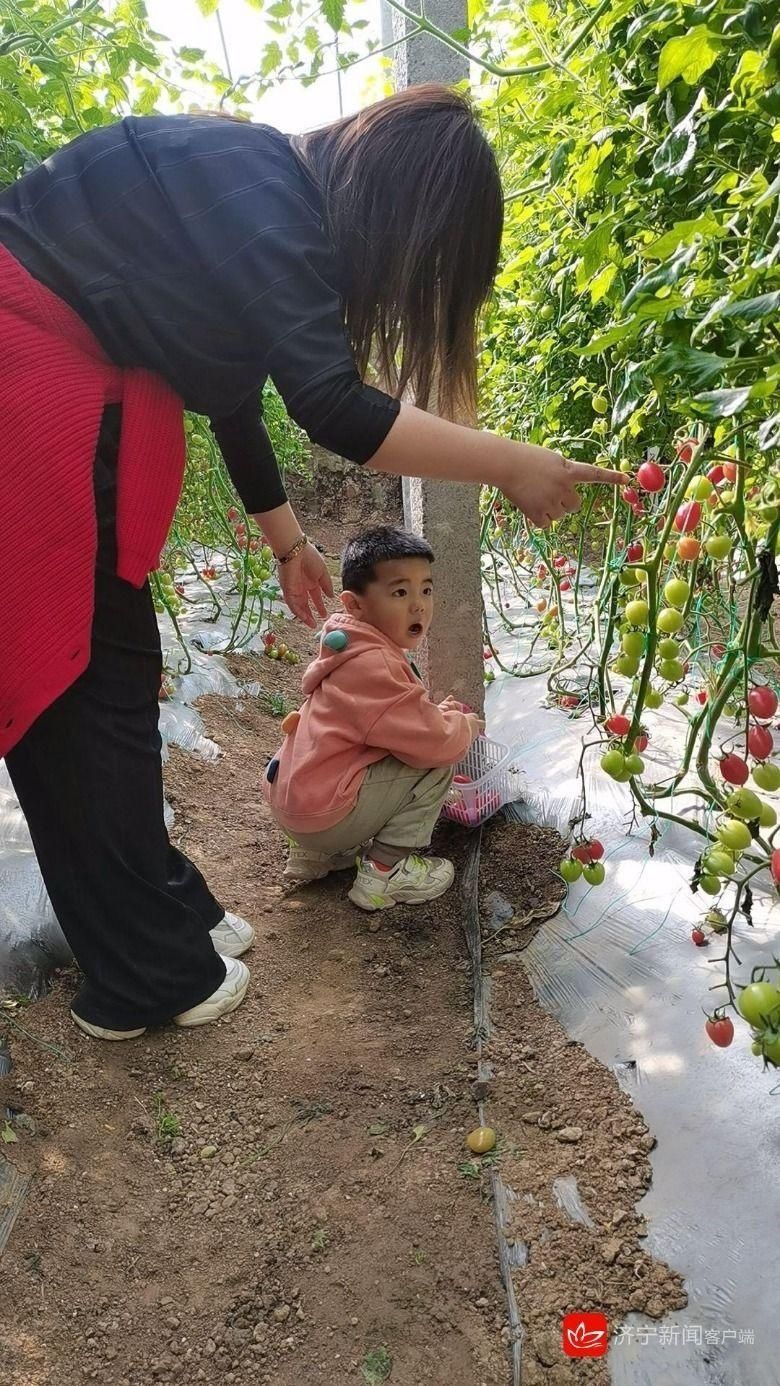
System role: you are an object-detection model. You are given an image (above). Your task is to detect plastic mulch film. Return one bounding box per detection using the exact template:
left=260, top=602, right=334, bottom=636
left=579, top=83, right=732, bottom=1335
left=0, top=554, right=287, bottom=995
left=486, top=583, right=779, bottom=1386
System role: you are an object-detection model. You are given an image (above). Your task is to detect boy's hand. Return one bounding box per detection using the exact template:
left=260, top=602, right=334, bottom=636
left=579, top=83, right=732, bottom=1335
left=466, top=713, right=485, bottom=743
left=440, top=694, right=471, bottom=713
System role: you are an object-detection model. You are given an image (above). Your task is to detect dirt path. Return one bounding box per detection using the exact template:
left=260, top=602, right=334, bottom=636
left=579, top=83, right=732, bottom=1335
left=1, top=538, right=686, bottom=1385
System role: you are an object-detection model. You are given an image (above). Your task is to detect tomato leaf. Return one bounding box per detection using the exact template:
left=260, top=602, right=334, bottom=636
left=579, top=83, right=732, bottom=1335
left=757, top=414, right=780, bottom=450
left=690, top=386, right=754, bottom=418
left=657, top=27, right=724, bottom=91
left=322, top=0, right=346, bottom=30
left=651, top=344, right=729, bottom=388
left=643, top=212, right=723, bottom=260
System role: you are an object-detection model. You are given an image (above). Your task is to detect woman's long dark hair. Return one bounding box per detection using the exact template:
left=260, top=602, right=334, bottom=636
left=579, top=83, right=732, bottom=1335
left=293, top=84, right=503, bottom=420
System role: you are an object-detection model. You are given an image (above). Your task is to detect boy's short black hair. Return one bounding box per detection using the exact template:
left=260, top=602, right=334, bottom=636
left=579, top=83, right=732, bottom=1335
left=341, top=525, right=435, bottom=594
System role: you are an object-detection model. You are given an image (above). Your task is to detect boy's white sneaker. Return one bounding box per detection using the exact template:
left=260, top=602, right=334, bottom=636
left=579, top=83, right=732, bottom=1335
left=284, top=845, right=358, bottom=883
left=348, top=854, right=455, bottom=912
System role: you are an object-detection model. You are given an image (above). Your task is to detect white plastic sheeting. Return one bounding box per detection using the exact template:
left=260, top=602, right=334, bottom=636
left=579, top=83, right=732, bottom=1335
left=0, top=554, right=286, bottom=993
left=485, top=574, right=779, bottom=1386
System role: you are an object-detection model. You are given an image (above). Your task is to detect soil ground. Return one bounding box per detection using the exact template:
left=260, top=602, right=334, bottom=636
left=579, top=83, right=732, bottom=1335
left=1, top=526, right=686, bottom=1385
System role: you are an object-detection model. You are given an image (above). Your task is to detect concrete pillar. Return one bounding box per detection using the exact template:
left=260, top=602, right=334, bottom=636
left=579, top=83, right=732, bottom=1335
left=382, top=0, right=485, bottom=712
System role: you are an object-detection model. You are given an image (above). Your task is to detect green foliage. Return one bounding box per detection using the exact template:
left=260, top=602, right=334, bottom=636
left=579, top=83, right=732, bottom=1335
left=473, top=0, right=778, bottom=478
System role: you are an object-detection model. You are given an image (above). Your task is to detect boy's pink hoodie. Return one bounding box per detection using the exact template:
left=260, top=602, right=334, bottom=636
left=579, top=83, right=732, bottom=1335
left=265, top=613, right=472, bottom=836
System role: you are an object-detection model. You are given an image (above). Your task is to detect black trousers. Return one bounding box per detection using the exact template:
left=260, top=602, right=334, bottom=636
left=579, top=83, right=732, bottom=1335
left=5, top=408, right=227, bottom=1028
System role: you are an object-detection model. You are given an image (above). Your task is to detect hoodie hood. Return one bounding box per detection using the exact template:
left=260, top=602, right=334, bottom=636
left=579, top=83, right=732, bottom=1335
left=301, top=613, right=408, bottom=695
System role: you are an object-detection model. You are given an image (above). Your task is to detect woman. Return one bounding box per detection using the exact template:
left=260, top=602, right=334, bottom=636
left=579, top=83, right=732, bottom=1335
left=0, top=85, right=620, bottom=1040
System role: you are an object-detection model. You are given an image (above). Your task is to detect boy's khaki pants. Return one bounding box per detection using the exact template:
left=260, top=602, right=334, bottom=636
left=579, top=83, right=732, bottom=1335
left=289, top=757, right=454, bottom=858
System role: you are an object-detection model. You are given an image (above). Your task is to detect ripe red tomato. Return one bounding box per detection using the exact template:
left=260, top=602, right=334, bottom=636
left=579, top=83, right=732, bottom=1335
left=772, top=850, right=780, bottom=888
left=691, top=928, right=708, bottom=947
left=263, top=631, right=277, bottom=647
left=674, top=500, right=702, bottom=533
left=748, top=724, right=774, bottom=760
left=722, top=461, right=738, bottom=482
left=234, top=522, right=246, bottom=538
left=696, top=691, right=708, bottom=706
left=571, top=843, right=593, bottom=864
left=711, top=644, right=725, bottom=659
left=560, top=579, right=572, bottom=592
left=483, top=649, right=492, bottom=661
left=676, top=438, right=697, bottom=463
left=748, top=686, right=779, bottom=721
left=560, top=694, right=579, bottom=708
left=720, top=753, right=749, bottom=786
left=705, top=1015, right=734, bottom=1048
left=707, top=465, right=725, bottom=485
left=627, top=541, right=644, bottom=561
left=637, top=461, right=665, bottom=492
left=605, top=713, right=631, bottom=736
left=227, top=506, right=240, bottom=523
left=553, top=555, right=568, bottom=569
left=588, top=839, right=605, bottom=860
left=621, top=486, right=640, bottom=506
left=632, top=732, right=649, bottom=753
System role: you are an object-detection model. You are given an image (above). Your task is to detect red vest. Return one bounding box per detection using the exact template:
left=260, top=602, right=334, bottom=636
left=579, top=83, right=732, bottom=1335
left=0, top=244, right=185, bottom=756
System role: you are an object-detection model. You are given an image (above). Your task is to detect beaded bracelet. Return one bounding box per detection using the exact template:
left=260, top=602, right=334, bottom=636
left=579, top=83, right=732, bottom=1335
left=276, top=534, right=308, bottom=565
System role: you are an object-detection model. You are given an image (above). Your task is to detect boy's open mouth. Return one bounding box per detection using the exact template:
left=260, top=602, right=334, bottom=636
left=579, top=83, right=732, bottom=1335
left=408, top=622, right=423, bottom=636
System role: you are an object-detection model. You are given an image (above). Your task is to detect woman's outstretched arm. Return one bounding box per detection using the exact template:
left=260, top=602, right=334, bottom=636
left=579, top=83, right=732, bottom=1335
left=368, top=403, right=624, bottom=530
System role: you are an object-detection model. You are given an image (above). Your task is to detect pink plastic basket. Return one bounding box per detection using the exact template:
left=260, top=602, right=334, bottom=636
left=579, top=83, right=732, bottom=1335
left=441, top=735, right=522, bottom=828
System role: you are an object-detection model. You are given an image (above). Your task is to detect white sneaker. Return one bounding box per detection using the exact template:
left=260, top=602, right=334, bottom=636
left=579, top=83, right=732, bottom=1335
left=283, top=845, right=358, bottom=883
left=209, top=911, right=255, bottom=958
left=174, top=956, right=250, bottom=1027
left=70, top=1013, right=146, bottom=1041
left=348, top=854, right=455, bottom=912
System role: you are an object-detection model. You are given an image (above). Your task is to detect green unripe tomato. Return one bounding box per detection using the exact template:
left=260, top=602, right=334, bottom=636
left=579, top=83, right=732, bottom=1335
left=699, top=874, right=721, bottom=896
left=738, top=982, right=780, bottom=1027
left=601, top=749, right=626, bottom=778
left=657, top=638, right=680, bottom=659
left=659, top=658, right=685, bottom=682
left=645, top=687, right=664, bottom=709
left=686, top=476, right=714, bottom=501
left=624, top=752, right=645, bottom=776
left=705, top=534, right=732, bottom=560
left=593, top=418, right=608, bottom=434
left=583, top=862, right=606, bottom=885
left=539, top=303, right=555, bottom=322
left=614, top=654, right=640, bottom=677
left=592, top=394, right=609, bottom=415
left=753, top=762, right=780, bottom=792
left=559, top=858, right=583, bottom=882
left=620, top=569, right=641, bottom=588
left=719, top=489, right=736, bottom=507
left=613, top=766, right=634, bottom=782
left=759, top=801, right=777, bottom=829
left=657, top=607, right=684, bottom=634
left=702, top=848, right=734, bottom=877
left=621, top=631, right=645, bottom=659
left=625, top=599, right=650, bottom=628
left=663, top=578, right=690, bottom=608
left=725, top=788, right=763, bottom=821
left=619, top=459, right=633, bottom=475
left=675, top=689, right=689, bottom=706
left=716, top=817, right=752, bottom=851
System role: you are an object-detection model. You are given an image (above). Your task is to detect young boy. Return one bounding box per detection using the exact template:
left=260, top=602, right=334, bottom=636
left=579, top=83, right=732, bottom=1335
left=265, top=526, right=484, bottom=911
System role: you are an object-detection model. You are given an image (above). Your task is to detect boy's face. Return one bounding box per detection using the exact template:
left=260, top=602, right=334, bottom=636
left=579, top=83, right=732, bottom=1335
left=342, top=558, right=434, bottom=649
